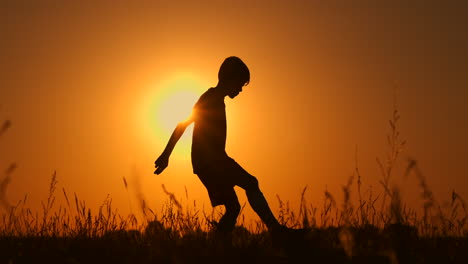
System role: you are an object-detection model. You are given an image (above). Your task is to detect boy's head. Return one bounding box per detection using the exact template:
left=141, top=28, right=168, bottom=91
left=218, top=56, right=250, bottom=86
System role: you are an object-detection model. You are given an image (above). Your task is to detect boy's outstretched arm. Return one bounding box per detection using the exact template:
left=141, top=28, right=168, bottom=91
left=154, top=114, right=194, bottom=175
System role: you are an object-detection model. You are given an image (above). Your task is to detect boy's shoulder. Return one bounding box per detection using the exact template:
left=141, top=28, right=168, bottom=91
left=196, top=88, right=223, bottom=106
left=200, top=87, right=215, bottom=98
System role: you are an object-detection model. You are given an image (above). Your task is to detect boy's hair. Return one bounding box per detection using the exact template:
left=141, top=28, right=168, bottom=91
left=218, top=56, right=250, bottom=85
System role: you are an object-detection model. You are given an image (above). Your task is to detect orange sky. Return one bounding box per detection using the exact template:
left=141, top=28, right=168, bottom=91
left=1, top=1, right=467, bottom=224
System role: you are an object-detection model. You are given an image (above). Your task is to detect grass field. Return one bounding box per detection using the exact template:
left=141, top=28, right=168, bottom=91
left=1, top=105, right=468, bottom=263
left=1, top=174, right=467, bottom=263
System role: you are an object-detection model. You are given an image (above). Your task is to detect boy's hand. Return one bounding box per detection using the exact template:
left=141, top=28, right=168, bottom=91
left=154, top=154, right=169, bottom=175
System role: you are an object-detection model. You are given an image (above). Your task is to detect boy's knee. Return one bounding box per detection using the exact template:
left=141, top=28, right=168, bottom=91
left=246, top=176, right=259, bottom=191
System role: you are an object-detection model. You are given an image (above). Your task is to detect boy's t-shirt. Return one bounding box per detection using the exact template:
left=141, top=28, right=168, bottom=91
left=191, top=87, right=228, bottom=174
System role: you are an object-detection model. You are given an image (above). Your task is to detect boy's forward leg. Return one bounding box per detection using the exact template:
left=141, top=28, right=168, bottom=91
left=243, top=177, right=282, bottom=230
left=228, top=161, right=283, bottom=230
left=246, top=186, right=311, bottom=250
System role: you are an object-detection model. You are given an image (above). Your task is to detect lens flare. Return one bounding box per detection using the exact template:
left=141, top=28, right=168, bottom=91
left=140, top=73, right=207, bottom=156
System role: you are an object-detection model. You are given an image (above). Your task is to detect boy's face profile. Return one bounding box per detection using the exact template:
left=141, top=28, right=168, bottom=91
left=226, top=79, right=248, bottom=99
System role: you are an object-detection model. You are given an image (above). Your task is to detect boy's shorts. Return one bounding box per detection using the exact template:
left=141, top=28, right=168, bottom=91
left=195, top=157, right=254, bottom=207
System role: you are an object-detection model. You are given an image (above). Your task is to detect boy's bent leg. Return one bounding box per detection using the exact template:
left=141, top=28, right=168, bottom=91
left=241, top=176, right=281, bottom=230
left=225, top=158, right=282, bottom=230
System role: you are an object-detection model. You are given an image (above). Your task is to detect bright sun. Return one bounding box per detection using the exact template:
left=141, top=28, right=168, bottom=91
left=157, top=90, right=198, bottom=132
left=141, top=73, right=207, bottom=155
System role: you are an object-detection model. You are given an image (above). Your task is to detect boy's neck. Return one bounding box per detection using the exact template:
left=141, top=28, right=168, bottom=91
left=214, top=84, right=229, bottom=97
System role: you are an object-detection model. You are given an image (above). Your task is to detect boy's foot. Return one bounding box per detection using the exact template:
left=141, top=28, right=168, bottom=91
left=270, top=225, right=309, bottom=248
left=209, top=224, right=234, bottom=249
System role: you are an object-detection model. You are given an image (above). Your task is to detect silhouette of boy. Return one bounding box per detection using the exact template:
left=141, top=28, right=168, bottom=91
left=154, top=56, right=288, bottom=237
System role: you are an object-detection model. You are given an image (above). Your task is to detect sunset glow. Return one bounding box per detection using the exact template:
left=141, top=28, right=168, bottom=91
left=1, top=2, right=467, bottom=228
left=2, top=2, right=468, bottom=262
